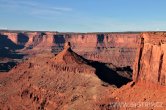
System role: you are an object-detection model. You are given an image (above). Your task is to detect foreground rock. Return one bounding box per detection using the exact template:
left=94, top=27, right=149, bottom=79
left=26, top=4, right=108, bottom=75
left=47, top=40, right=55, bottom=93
left=107, top=32, right=166, bottom=110
left=133, top=32, right=166, bottom=86
left=0, top=42, right=121, bottom=110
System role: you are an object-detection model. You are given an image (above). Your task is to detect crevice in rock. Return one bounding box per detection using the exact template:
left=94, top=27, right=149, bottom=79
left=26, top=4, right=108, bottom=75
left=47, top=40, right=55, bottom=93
left=158, top=52, right=164, bottom=82
left=149, top=46, right=153, bottom=63
left=136, top=37, right=144, bottom=82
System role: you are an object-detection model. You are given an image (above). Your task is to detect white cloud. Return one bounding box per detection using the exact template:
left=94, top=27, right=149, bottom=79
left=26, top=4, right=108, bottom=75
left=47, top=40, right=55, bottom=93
left=0, top=0, right=73, bottom=16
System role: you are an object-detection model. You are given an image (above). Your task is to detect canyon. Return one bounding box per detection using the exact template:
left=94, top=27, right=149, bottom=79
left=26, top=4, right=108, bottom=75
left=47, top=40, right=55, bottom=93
left=0, top=31, right=141, bottom=70
left=0, top=30, right=166, bottom=110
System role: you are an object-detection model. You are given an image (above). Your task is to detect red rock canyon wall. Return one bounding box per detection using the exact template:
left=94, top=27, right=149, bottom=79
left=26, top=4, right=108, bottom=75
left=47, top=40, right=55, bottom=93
left=133, top=32, right=166, bottom=86
left=0, top=31, right=141, bottom=67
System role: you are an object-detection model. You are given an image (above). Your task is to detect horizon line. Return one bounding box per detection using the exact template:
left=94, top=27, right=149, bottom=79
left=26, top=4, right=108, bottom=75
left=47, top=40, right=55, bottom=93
left=1, top=29, right=166, bottom=34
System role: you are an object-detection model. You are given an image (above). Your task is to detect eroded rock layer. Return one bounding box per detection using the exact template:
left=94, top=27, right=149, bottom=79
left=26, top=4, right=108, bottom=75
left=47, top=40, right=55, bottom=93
left=133, top=32, right=166, bottom=86
left=0, top=31, right=141, bottom=67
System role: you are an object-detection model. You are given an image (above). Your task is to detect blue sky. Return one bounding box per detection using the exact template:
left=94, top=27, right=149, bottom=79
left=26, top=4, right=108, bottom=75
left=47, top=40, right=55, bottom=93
left=0, top=0, right=166, bottom=32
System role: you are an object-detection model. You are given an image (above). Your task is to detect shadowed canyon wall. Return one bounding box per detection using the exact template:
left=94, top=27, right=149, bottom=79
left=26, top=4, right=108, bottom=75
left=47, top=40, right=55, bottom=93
left=133, top=32, right=166, bottom=86
left=0, top=31, right=141, bottom=67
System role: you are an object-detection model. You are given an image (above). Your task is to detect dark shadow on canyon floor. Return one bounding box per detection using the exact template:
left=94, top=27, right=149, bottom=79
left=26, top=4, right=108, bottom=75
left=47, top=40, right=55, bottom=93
left=0, top=35, right=24, bottom=50
left=0, top=34, right=27, bottom=72
left=90, top=61, right=132, bottom=88
left=0, top=62, right=17, bottom=72
left=0, top=48, right=25, bottom=59
left=0, top=34, right=26, bottom=59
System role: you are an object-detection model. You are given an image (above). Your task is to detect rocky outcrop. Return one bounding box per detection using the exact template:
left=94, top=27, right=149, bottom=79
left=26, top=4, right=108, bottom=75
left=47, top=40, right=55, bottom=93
left=52, top=42, right=96, bottom=74
left=0, top=53, right=111, bottom=110
left=133, top=32, right=166, bottom=86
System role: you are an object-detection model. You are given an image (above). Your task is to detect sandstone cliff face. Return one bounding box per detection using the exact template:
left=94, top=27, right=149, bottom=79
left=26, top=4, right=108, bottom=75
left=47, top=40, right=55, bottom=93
left=0, top=31, right=141, bottom=67
left=133, top=32, right=166, bottom=86
left=2, top=32, right=19, bottom=44
left=25, top=32, right=55, bottom=49
left=64, top=33, right=141, bottom=67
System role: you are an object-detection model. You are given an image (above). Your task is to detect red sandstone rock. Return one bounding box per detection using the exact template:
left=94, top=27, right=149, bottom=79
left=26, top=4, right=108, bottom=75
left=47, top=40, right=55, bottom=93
left=2, top=32, right=18, bottom=44
left=1, top=31, right=166, bottom=110
left=53, top=42, right=96, bottom=74
left=133, top=32, right=166, bottom=86
left=0, top=31, right=141, bottom=67
left=54, top=42, right=86, bottom=64
left=0, top=45, right=109, bottom=110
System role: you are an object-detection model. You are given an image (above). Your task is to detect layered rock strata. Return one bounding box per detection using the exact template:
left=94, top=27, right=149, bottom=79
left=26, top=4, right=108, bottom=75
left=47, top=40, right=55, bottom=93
left=0, top=31, right=141, bottom=67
